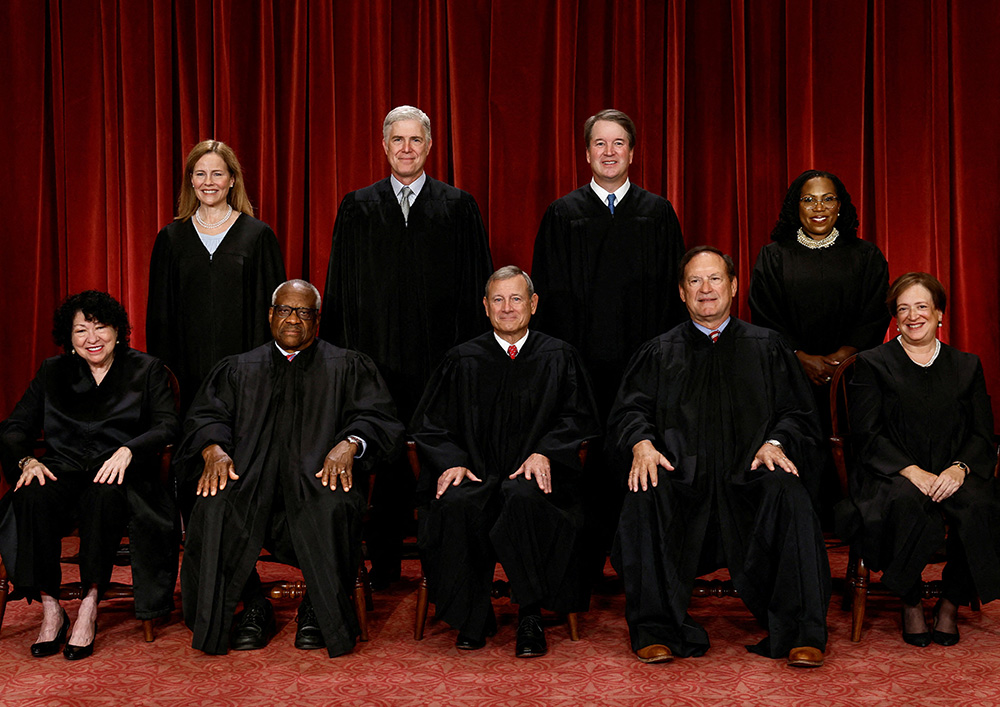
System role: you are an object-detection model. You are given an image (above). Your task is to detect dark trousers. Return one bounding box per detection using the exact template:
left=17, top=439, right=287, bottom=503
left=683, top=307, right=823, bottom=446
left=418, top=473, right=586, bottom=640
left=13, top=472, right=128, bottom=599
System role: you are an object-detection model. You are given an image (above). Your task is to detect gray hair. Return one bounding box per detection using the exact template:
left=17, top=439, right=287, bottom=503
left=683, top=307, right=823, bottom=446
left=272, top=279, right=322, bottom=309
left=383, top=105, right=432, bottom=142
left=484, top=265, right=534, bottom=298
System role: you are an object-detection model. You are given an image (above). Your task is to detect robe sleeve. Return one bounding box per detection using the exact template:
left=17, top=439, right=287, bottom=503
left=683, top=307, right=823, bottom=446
left=0, top=365, right=46, bottom=483
left=146, top=226, right=177, bottom=368
left=530, top=349, right=601, bottom=472
left=250, top=224, right=287, bottom=349
left=319, top=195, right=356, bottom=348
left=955, top=358, right=996, bottom=480
left=849, top=354, right=916, bottom=476
left=333, top=352, right=405, bottom=469
left=174, top=358, right=240, bottom=484
left=762, top=336, right=823, bottom=463
left=845, top=244, right=890, bottom=350
left=748, top=245, right=797, bottom=348
left=607, top=342, right=666, bottom=472
left=410, top=356, right=475, bottom=481
left=452, top=196, right=494, bottom=345
left=121, top=361, right=180, bottom=462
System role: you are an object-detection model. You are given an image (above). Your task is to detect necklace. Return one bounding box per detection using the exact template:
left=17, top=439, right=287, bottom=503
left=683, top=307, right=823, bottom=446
left=796, top=226, right=839, bottom=249
left=195, top=205, right=233, bottom=229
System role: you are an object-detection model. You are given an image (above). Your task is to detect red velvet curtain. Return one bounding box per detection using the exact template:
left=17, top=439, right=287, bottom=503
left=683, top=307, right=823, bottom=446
left=3, top=0, right=999, bottom=422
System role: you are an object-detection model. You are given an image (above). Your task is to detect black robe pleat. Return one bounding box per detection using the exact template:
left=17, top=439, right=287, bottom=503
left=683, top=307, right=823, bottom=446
left=0, top=350, right=180, bottom=618
left=146, top=214, right=286, bottom=411
left=411, top=331, right=601, bottom=638
left=840, top=340, right=1000, bottom=603
left=608, top=319, right=830, bottom=657
left=320, top=176, right=493, bottom=422
left=531, top=184, right=686, bottom=418
left=176, top=340, right=404, bottom=657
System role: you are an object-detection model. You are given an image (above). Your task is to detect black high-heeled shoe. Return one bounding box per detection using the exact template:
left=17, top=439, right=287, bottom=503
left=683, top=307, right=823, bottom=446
left=30, top=609, right=70, bottom=658
left=901, top=603, right=931, bottom=648
left=932, top=599, right=960, bottom=646
left=63, top=621, right=97, bottom=661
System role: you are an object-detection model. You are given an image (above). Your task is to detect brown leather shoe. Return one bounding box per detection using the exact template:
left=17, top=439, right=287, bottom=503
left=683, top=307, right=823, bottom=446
left=787, top=646, right=824, bottom=668
left=636, top=644, right=673, bottom=664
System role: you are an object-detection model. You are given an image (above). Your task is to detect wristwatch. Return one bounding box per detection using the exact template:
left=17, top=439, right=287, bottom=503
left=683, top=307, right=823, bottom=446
left=952, top=461, right=971, bottom=477
left=765, top=439, right=783, bottom=450
left=18, top=455, right=36, bottom=470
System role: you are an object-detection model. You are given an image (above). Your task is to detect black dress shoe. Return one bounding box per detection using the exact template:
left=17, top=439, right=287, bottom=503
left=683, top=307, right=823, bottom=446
left=456, top=612, right=497, bottom=651
left=901, top=604, right=930, bottom=647
left=231, top=600, right=275, bottom=651
left=515, top=614, right=547, bottom=658
left=294, top=595, right=325, bottom=650
left=932, top=600, right=960, bottom=646
left=31, top=609, right=70, bottom=658
left=456, top=633, right=487, bottom=650
left=63, top=621, right=97, bottom=661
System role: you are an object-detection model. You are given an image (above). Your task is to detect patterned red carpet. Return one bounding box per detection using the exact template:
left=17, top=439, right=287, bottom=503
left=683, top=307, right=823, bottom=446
left=2, top=543, right=999, bottom=706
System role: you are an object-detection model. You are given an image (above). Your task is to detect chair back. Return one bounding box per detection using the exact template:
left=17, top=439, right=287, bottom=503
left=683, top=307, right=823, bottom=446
left=828, top=353, right=859, bottom=498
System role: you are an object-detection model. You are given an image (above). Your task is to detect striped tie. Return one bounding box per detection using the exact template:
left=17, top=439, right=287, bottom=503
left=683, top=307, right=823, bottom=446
left=508, top=344, right=518, bottom=360
left=710, top=330, right=720, bottom=343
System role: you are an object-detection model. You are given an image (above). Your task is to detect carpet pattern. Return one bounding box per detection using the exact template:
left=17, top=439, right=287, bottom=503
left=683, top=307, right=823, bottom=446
left=1, top=544, right=999, bottom=706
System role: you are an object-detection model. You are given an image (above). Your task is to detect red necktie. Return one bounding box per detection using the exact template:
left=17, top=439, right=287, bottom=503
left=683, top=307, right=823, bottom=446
left=286, top=353, right=296, bottom=361
left=507, top=344, right=518, bottom=360
left=710, top=330, right=720, bottom=343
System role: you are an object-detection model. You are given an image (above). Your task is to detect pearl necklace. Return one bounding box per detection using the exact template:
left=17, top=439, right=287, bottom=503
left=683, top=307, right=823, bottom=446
left=195, top=205, right=233, bottom=229
left=796, top=226, right=839, bottom=249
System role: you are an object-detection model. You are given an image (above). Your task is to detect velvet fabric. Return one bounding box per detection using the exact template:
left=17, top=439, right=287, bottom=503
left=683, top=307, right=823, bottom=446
left=2, top=0, right=998, bottom=444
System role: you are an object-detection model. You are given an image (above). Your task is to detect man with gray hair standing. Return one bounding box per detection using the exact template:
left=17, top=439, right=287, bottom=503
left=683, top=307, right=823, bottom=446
left=321, top=106, right=493, bottom=587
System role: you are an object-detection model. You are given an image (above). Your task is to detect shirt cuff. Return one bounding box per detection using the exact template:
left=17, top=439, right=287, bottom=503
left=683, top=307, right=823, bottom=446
left=347, top=435, right=367, bottom=458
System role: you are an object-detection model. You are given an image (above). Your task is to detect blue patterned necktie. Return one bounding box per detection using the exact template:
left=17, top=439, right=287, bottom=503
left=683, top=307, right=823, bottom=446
left=607, top=193, right=616, bottom=215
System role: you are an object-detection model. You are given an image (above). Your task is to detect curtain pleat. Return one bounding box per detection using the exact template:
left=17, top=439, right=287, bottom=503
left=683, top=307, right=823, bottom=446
left=2, top=0, right=999, bottom=425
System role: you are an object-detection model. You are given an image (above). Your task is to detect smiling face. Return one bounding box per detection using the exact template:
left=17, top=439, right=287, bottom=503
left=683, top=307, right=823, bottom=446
left=679, top=252, right=737, bottom=330
left=382, top=119, right=431, bottom=184
left=71, top=311, right=117, bottom=369
left=585, top=120, right=634, bottom=191
left=894, top=284, right=942, bottom=347
left=269, top=283, right=320, bottom=351
left=191, top=152, right=235, bottom=209
left=483, top=276, right=538, bottom=344
left=797, top=176, right=841, bottom=239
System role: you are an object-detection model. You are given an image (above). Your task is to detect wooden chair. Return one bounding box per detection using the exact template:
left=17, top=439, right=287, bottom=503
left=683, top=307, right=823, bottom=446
left=409, top=440, right=582, bottom=641
left=828, top=354, right=987, bottom=642
left=0, top=365, right=181, bottom=643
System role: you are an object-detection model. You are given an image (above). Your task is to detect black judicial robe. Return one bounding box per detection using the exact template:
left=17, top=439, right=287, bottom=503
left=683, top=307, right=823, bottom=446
left=412, top=331, right=601, bottom=636
left=608, top=319, right=830, bottom=657
left=531, top=184, right=686, bottom=416
left=320, top=176, right=493, bottom=421
left=176, top=340, right=404, bottom=657
left=841, top=340, right=1000, bottom=602
left=0, top=350, right=180, bottom=618
left=749, top=236, right=889, bottom=356
left=147, top=214, right=286, bottom=410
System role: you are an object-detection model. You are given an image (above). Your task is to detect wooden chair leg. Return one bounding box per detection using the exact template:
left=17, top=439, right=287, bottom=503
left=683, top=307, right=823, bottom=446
left=414, top=575, right=429, bottom=640
left=0, top=557, right=8, bottom=636
left=851, top=556, right=870, bottom=642
left=359, top=564, right=373, bottom=612
left=354, top=568, right=369, bottom=642
left=567, top=612, right=579, bottom=641
left=142, top=619, right=155, bottom=643
left=971, top=595, right=982, bottom=612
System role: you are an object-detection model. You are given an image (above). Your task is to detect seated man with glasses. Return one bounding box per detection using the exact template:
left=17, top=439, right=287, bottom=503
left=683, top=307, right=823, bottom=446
left=176, top=279, right=404, bottom=657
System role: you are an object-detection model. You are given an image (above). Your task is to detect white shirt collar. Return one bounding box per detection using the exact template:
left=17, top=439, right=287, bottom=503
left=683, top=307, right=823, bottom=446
left=390, top=172, right=427, bottom=200
left=275, top=342, right=300, bottom=359
left=692, top=317, right=731, bottom=339
left=494, top=330, right=529, bottom=355
left=590, top=178, right=631, bottom=207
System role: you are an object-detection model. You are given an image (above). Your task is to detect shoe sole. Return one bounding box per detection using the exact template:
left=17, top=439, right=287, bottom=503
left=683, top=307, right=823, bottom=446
left=637, top=653, right=673, bottom=664
left=787, top=659, right=823, bottom=668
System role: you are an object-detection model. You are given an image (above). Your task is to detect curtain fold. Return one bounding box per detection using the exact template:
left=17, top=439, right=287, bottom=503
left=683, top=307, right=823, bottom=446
left=2, top=0, right=998, bottom=422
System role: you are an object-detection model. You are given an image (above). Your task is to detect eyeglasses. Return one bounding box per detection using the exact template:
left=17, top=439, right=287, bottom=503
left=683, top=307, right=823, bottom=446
left=271, top=305, right=318, bottom=320
left=799, top=195, right=839, bottom=206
